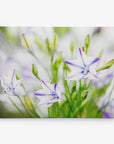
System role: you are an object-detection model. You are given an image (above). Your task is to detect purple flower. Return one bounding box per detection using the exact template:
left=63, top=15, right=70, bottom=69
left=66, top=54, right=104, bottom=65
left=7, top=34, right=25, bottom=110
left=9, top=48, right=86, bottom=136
left=34, top=80, right=64, bottom=107
left=65, top=48, right=100, bottom=80
left=0, top=69, right=21, bottom=95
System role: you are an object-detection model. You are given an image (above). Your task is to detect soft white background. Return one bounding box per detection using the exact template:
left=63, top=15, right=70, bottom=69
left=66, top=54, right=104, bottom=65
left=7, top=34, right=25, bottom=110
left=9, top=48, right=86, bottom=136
left=0, top=0, right=114, bottom=144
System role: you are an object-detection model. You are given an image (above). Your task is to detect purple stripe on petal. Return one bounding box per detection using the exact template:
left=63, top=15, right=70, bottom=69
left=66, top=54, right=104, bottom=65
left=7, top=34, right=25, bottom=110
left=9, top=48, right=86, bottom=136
left=38, top=101, right=54, bottom=107
left=91, top=73, right=98, bottom=78
left=79, top=48, right=82, bottom=56
left=79, top=48, right=86, bottom=66
left=35, top=93, right=47, bottom=96
left=54, top=83, right=57, bottom=91
left=103, top=111, right=112, bottom=118
left=41, top=80, right=53, bottom=91
left=65, top=61, right=83, bottom=69
left=11, top=69, right=15, bottom=85
left=65, top=73, right=81, bottom=80
left=89, top=57, right=100, bottom=66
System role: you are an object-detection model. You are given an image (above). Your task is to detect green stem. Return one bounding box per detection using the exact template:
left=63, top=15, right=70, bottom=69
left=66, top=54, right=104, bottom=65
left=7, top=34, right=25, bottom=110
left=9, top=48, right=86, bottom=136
left=72, top=100, right=88, bottom=118
left=48, top=107, right=50, bottom=118
left=30, top=51, right=51, bottom=78
left=9, top=97, right=28, bottom=118
left=17, top=95, right=35, bottom=118
left=31, top=103, right=40, bottom=118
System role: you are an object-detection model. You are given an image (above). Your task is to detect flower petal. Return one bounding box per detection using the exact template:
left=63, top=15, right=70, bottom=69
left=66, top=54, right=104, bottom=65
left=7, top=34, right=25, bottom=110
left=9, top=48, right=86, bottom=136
left=89, top=57, right=100, bottom=66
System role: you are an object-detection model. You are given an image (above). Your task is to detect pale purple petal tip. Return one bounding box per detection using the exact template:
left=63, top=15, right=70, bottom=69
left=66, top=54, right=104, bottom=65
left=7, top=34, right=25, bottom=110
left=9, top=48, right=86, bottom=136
left=79, top=48, right=82, bottom=56
left=89, top=57, right=100, bottom=66
left=41, top=80, right=53, bottom=91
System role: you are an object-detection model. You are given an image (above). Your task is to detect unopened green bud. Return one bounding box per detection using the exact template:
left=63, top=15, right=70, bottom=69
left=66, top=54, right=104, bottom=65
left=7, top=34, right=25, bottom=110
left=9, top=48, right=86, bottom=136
left=45, top=39, right=50, bottom=52
left=50, top=33, right=58, bottom=60
left=54, top=52, right=62, bottom=69
left=98, top=49, right=104, bottom=59
left=81, top=46, right=85, bottom=52
left=32, top=64, right=40, bottom=80
left=97, top=59, right=114, bottom=72
left=85, top=34, right=90, bottom=54
left=21, top=34, right=31, bottom=51
left=24, top=95, right=34, bottom=111
left=35, top=34, right=44, bottom=50
left=81, top=90, right=89, bottom=101
left=70, top=41, right=74, bottom=53
left=15, top=73, right=20, bottom=80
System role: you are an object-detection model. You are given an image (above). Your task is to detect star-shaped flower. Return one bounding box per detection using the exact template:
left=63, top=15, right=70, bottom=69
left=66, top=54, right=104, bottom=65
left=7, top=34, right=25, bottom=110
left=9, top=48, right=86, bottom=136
left=34, top=80, right=64, bottom=107
left=65, top=48, right=100, bottom=80
left=0, top=69, right=21, bottom=95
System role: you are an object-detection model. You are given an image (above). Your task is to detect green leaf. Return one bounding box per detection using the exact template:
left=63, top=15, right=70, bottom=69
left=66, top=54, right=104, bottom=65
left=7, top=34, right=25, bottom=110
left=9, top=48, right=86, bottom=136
left=96, top=59, right=114, bottom=72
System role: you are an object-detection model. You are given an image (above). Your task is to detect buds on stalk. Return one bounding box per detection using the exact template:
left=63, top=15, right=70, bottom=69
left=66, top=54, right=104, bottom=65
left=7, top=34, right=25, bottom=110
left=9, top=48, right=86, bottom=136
left=97, top=59, right=114, bottom=72
left=50, top=33, right=58, bottom=61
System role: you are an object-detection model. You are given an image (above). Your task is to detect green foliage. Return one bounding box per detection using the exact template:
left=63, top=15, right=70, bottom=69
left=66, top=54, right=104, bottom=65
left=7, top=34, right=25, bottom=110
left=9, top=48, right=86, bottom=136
left=51, top=52, right=62, bottom=83
left=53, top=27, right=70, bottom=37
left=81, top=90, right=89, bottom=101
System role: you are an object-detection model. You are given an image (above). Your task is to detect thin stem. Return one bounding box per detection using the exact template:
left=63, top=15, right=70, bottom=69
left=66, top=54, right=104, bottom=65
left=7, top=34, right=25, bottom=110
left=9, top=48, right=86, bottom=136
left=31, top=103, right=40, bottom=118
left=17, top=95, right=35, bottom=118
left=30, top=51, right=51, bottom=78
left=9, top=96, right=28, bottom=118
left=48, top=107, right=50, bottom=118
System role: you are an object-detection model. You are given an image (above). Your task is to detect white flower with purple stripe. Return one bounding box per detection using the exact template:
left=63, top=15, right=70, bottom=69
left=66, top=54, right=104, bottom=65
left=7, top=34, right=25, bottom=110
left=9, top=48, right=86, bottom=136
left=65, top=48, right=100, bottom=80
left=0, top=69, right=21, bottom=95
left=35, top=80, right=64, bottom=107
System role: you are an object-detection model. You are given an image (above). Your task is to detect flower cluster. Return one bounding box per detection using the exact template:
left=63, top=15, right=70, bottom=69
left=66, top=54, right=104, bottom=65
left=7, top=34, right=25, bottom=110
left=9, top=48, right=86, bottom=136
left=0, top=28, right=114, bottom=118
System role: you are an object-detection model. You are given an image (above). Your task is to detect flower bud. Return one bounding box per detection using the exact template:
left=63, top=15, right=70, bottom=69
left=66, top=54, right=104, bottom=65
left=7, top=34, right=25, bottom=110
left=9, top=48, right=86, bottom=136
left=81, top=90, right=89, bottom=101
left=97, top=59, right=114, bottom=72
left=50, top=33, right=58, bottom=60
left=85, top=34, right=90, bottom=54
left=24, top=95, right=34, bottom=111
left=21, top=34, right=31, bottom=51
left=32, top=64, right=40, bottom=80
